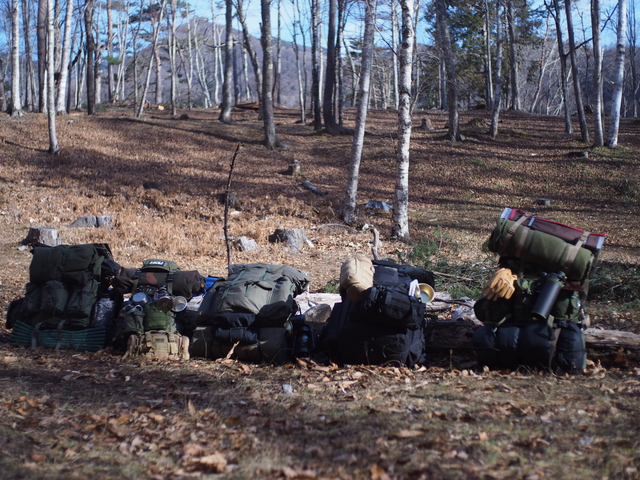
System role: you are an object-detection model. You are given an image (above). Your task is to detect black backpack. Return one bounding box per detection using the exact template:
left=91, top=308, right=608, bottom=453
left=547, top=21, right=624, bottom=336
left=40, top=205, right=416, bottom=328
left=316, top=260, right=434, bottom=368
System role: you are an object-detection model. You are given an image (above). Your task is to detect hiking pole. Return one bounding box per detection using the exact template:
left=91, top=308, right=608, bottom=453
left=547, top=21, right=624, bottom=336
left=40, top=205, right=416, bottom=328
left=224, top=143, right=242, bottom=267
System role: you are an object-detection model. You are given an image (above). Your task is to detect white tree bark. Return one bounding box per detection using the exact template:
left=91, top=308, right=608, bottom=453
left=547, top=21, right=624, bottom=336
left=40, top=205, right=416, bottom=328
left=392, top=0, right=415, bottom=241
left=55, top=0, right=73, bottom=113
left=10, top=0, right=23, bottom=116
left=606, top=0, right=627, bottom=148
left=591, top=0, right=604, bottom=146
left=341, top=0, right=377, bottom=225
left=490, top=0, right=503, bottom=139
left=219, top=0, right=234, bottom=122
left=46, top=0, right=59, bottom=153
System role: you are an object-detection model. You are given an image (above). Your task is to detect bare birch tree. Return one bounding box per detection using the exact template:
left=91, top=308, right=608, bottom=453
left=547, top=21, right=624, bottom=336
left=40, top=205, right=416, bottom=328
left=591, top=0, right=604, bottom=146
left=219, top=0, right=234, bottom=122
left=342, top=0, right=377, bottom=225
left=46, top=0, right=59, bottom=153
left=490, top=0, right=504, bottom=139
left=56, top=0, right=74, bottom=113
left=606, top=0, right=627, bottom=148
left=9, top=0, right=23, bottom=116
left=392, top=0, right=415, bottom=241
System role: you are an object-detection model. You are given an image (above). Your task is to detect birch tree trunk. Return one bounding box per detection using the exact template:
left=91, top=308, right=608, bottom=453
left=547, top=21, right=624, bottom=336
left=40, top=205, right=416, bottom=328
left=85, top=0, right=96, bottom=115
left=490, top=0, right=503, bottom=138
left=153, top=18, right=163, bottom=106
left=46, top=0, right=59, bottom=153
left=219, top=0, right=234, bottom=122
left=341, top=0, right=377, bottom=225
left=606, top=0, right=627, bottom=148
left=292, top=13, right=307, bottom=124
left=56, top=0, right=74, bottom=113
left=591, top=0, right=604, bottom=146
left=10, top=0, right=24, bottom=116
left=392, top=0, right=415, bottom=241
left=565, top=0, right=589, bottom=143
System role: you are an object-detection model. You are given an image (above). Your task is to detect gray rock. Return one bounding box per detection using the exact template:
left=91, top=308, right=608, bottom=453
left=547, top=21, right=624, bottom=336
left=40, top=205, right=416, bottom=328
left=68, top=215, right=113, bottom=229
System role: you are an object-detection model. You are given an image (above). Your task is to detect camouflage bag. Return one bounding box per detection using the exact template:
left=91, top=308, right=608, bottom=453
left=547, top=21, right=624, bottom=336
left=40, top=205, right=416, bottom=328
left=125, top=331, right=190, bottom=360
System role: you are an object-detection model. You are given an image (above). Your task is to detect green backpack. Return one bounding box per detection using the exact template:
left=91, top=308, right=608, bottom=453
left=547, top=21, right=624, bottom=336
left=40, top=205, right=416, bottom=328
left=8, top=243, right=111, bottom=331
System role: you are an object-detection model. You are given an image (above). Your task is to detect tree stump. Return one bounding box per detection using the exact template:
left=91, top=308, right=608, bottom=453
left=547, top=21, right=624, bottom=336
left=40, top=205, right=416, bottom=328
left=419, top=118, right=433, bottom=130
left=283, top=161, right=302, bottom=177
left=21, top=227, right=60, bottom=246
left=269, top=228, right=314, bottom=251
left=233, top=236, right=259, bottom=252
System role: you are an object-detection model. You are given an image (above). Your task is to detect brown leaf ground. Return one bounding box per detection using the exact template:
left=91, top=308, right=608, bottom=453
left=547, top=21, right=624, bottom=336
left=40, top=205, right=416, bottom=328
left=1, top=107, right=640, bottom=479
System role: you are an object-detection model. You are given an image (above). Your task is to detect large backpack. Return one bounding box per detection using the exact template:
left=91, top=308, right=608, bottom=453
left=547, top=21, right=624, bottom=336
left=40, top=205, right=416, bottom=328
left=7, top=243, right=112, bottom=331
left=473, top=208, right=602, bottom=374
left=316, top=259, right=434, bottom=368
left=192, top=263, right=309, bottom=363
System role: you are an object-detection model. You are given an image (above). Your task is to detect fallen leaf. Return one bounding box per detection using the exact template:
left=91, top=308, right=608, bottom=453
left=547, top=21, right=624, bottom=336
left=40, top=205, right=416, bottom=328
left=370, top=464, right=390, bottom=480
left=395, top=429, right=424, bottom=438
left=31, top=454, right=46, bottom=462
left=197, top=452, right=227, bottom=473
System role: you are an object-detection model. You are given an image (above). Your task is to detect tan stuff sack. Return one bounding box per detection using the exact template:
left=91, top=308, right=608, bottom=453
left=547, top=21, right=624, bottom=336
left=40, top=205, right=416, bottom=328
left=340, top=254, right=375, bottom=302
left=125, top=331, right=190, bottom=360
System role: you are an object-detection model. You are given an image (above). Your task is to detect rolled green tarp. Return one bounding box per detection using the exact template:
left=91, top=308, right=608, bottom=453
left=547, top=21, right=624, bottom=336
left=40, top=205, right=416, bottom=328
left=489, top=218, right=594, bottom=282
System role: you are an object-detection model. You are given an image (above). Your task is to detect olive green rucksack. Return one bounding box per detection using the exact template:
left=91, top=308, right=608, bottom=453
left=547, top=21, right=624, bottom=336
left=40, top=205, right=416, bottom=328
left=7, top=243, right=112, bottom=331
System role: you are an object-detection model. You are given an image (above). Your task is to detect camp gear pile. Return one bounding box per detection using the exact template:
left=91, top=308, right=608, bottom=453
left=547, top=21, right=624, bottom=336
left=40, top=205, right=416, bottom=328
left=472, top=208, right=604, bottom=374
left=5, top=208, right=604, bottom=374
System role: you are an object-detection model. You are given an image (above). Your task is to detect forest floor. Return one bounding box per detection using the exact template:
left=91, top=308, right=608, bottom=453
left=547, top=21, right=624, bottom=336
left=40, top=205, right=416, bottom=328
left=0, top=106, right=639, bottom=479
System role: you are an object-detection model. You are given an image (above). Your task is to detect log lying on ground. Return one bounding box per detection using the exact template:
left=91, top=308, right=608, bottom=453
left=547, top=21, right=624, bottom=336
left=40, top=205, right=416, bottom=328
left=300, top=293, right=640, bottom=354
